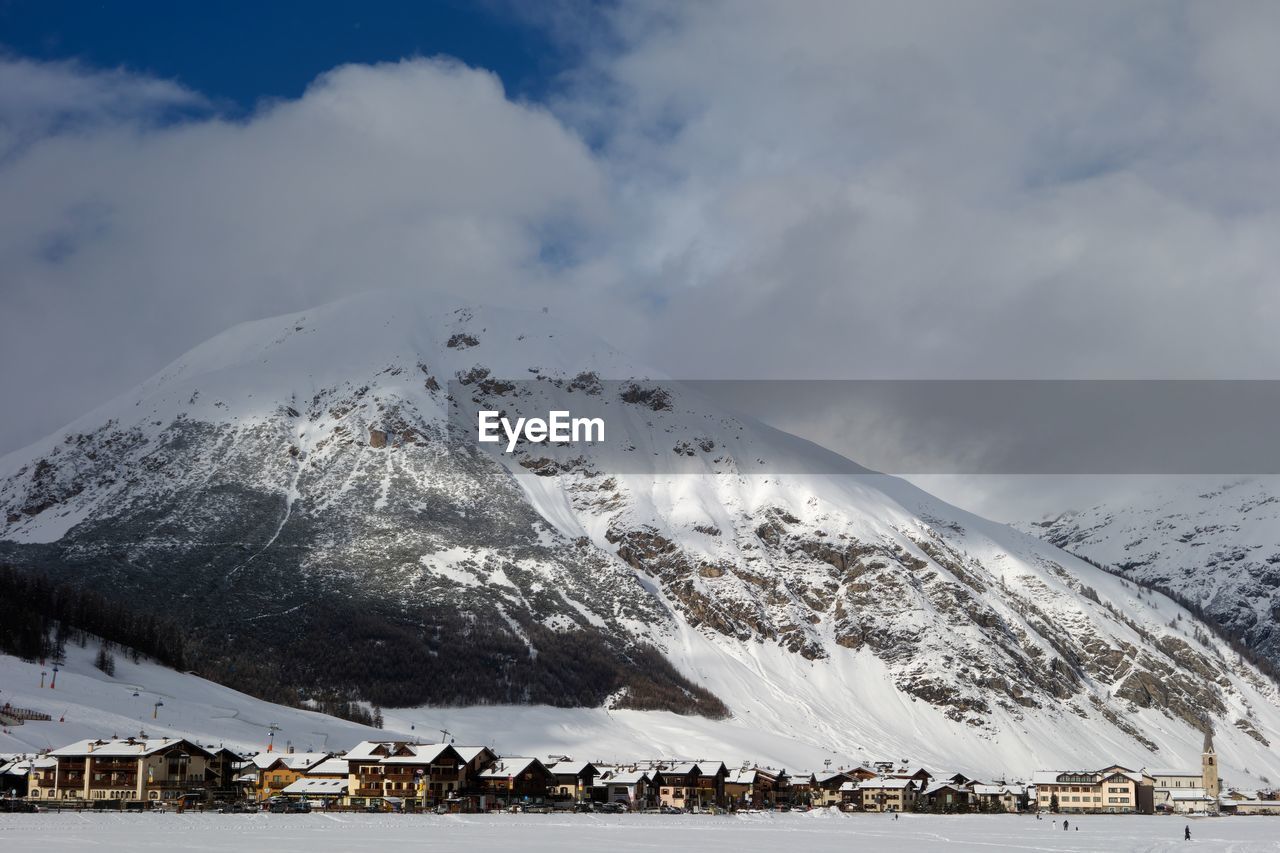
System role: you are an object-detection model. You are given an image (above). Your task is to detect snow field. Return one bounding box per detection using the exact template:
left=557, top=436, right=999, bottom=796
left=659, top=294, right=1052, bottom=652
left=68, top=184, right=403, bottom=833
left=0, top=811, right=1274, bottom=853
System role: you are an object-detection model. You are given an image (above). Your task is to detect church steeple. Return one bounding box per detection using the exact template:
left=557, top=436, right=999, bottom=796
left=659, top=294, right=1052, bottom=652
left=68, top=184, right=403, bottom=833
left=1202, top=729, right=1220, bottom=804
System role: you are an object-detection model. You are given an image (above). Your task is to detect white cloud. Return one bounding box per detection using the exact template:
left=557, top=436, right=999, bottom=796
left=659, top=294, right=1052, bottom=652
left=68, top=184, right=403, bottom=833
left=0, top=57, right=607, bottom=451
left=551, top=1, right=1280, bottom=385
left=5, top=0, right=1280, bottom=522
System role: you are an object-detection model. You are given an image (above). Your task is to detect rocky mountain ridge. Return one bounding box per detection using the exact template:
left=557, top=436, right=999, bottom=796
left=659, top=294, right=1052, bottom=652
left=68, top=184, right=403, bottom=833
left=3, top=291, right=1280, bottom=780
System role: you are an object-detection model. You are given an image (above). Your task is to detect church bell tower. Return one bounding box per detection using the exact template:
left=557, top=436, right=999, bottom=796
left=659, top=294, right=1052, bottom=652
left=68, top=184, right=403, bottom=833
left=1202, top=730, right=1220, bottom=803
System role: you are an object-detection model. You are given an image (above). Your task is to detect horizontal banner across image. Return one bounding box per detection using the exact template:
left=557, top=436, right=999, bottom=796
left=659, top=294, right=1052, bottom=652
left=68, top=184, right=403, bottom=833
left=444, top=379, right=1280, bottom=475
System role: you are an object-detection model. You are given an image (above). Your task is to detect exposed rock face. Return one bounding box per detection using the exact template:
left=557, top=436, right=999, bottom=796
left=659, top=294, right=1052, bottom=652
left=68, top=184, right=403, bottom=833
left=2, top=293, right=1279, bottom=777
left=1024, top=479, right=1280, bottom=673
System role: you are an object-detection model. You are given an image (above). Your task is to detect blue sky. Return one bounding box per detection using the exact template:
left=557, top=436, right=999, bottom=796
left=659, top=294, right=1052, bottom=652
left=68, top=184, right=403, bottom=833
left=0, top=0, right=563, bottom=107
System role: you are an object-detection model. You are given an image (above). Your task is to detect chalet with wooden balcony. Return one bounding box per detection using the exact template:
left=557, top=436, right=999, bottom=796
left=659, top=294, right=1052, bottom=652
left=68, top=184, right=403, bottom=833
left=653, top=761, right=727, bottom=809
left=340, top=741, right=467, bottom=808
left=725, top=766, right=783, bottom=809
left=545, top=760, right=599, bottom=801
left=31, top=737, right=214, bottom=802
left=858, top=777, right=919, bottom=812
left=475, top=756, right=556, bottom=806
left=249, top=751, right=331, bottom=802
left=812, top=768, right=874, bottom=807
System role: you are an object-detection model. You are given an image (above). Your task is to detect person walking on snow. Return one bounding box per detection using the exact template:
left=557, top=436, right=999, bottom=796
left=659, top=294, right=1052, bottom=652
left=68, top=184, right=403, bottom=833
left=1063, top=819, right=1069, bottom=831
left=1185, top=825, right=1191, bottom=841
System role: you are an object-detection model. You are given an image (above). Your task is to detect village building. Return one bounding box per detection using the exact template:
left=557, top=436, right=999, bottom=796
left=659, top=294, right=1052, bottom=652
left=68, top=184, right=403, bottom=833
left=1228, top=797, right=1280, bottom=815
left=281, top=776, right=348, bottom=804
left=891, top=766, right=934, bottom=789
left=921, top=781, right=972, bottom=811
left=31, top=737, right=215, bottom=803
left=341, top=741, right=466, bottom=809
left=811, top=769, right=862, bottom=807
left=545, top=760, right=599, bottom=801
left=1146, top=735, right=1221, bottom=815
left=972, top=783, right=1028, bottom=812
left=249, top=750, right=331, bottom=802
left=653, top=761, right=727, bottom=809
left=475, top=756, right=556, bottom=807
left=786, top=771, right=818, bottom=805
left=725, top=766, right=784, bottom=809
left=203, top=747, right=248, bottom=800
left=1, top=754, right=36, bottom=799
left=858, top=777, right=918, bottom=812
left=594, top=767, right=656, bottom=810
left=1032, top=767, right=1154, bottom=814
left=453, top=746, right=498, bottom=778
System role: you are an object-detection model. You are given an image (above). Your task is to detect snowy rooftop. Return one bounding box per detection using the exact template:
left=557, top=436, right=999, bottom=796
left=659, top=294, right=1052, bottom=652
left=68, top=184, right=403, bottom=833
left=50, top=737, right=210, bottom=758
left=252, top=751, right=330, bottom=771
left=478, top=757, right=542, bottom=778
left=452, top=746, right=493, bottom=764
left=281, top=777, right=348, bottom=796
left=306, top=757, right=350, bottom=776
left=859, top=778, right=915, bottom=789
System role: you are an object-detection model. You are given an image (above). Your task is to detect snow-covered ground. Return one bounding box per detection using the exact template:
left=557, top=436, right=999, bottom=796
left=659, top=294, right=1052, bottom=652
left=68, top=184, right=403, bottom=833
left=0, top=812, right=1273, bottom=853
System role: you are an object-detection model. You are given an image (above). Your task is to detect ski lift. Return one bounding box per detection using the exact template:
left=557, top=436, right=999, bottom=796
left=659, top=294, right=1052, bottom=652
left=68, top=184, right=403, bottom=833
left=132, top=689, right=140, bottom=697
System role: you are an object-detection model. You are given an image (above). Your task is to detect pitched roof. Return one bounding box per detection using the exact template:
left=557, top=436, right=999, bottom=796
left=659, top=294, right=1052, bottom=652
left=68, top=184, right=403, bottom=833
left=604, top=769, right=650, bottom=785
left=281, top=777, right=348, bottom=796
left=478, top=756, right=547, bottom=779
left=453, top=745, right=495, bottom=764
left=340, top=741, right=418, bottom=761
left=51, top=738, right=212, bottom=759
left=659, top=762, right=699, bottom=775
left=305, top=757, right=350, bottom=776
left=253, top=751, right=330, bottom=771
left=859, top=777, right=915, bottom=789
left=546, top=760, right=597, bottom=777
left=923, top=782, right=968, bottom=795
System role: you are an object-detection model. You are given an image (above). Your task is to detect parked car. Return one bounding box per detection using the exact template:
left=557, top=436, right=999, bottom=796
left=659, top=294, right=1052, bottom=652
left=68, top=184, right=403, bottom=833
left=660, top=805, right=684, bottom=815
left=268, top=799, right=310, bottom=813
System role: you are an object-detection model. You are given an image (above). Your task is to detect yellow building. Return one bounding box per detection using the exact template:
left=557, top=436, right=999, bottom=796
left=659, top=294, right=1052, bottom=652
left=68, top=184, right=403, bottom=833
left=1033, top=767, right=1154, bottom=814
left=249, top=751, right=332, bottom=802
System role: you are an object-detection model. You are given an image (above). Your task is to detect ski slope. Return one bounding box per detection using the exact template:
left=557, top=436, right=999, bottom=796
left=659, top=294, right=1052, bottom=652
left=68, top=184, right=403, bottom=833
left=0, top=643, right=844, bottom=770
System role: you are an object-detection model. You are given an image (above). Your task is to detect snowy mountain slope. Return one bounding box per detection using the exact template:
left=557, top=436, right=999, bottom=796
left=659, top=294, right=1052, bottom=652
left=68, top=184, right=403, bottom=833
left=3, top=291, right=1280, bottom=784
left=0, top=644, right=826, bottom=771
left=1021, top=477, right=1280, bottom=672
left=0, top=640, right=395, bottom=756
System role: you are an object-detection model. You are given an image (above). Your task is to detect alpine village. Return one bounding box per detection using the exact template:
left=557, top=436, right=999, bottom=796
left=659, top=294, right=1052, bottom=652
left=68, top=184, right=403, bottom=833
left=3, top=713, right=1277, bottom=818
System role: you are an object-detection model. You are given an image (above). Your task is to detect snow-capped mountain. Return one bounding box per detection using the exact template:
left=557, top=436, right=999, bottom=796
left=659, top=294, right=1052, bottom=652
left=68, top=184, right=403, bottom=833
left=4, top=290, right=1280, bottom=783
left=1023, top=478, right=1280, bottom=675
